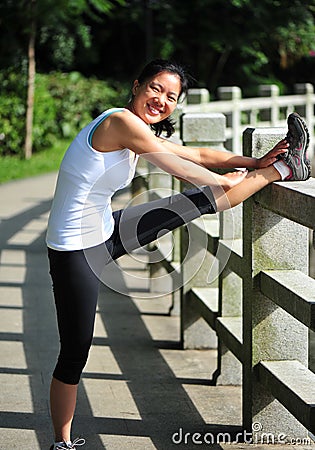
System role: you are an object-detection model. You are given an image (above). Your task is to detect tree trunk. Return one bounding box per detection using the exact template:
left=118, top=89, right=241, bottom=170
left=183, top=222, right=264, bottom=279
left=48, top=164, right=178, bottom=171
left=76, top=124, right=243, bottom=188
left=25, top=2, right=36, bottom=160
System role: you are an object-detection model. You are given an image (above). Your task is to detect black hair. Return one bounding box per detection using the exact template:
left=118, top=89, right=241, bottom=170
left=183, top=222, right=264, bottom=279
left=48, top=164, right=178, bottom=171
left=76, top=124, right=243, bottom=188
left=132, top=59, right=191, bottom=138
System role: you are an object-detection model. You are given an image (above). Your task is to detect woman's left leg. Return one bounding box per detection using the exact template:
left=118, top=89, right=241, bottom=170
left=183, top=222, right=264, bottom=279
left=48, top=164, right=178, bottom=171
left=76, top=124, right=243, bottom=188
left=108, top=186, right=216, bottom=260
left=105, top=166, right=281, bottom=261
left=215, top=165, right=281, bottom=211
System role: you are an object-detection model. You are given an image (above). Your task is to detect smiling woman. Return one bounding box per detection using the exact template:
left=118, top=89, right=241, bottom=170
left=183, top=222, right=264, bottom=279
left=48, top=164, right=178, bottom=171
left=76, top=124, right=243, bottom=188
left=130, top=73, right=180, bottom=120
left=128, top=71, right=180, bottom=125
left=129, top=59, right=190, bottom=138
left=45, top=58, right=310, bottom=449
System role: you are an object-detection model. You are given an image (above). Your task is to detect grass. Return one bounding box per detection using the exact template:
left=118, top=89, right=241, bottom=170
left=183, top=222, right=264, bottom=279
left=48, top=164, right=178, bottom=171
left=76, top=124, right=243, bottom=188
left=0, top=139, right=71, bottom=184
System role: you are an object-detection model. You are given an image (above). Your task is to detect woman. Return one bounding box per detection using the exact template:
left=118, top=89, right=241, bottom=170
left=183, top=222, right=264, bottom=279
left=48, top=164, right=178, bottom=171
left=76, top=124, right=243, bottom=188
left=46, top=59, right=310, bottom=449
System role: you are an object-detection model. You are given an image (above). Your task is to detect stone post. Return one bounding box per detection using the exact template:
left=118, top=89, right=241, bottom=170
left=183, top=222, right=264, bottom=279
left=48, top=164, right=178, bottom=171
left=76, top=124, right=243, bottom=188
left=148, top=163, right=178, bottom=299
left=186, top=88, right=210, bottom=105
left=217, top=86, right=242, bottom=153
left=147, top=108, right=183, bottom=312
left=294, top=83, right=313, bottom=118
left=180, top=112, right=226, bottom=349
left=242, top=127, right=309, bottom=438
left=258, top=84, right=280, bottom=125
left=131, top=158, right=149, bottom=204
left=216, top=204, right=243, bottom=385
left=294, top=83, right=315, bottom=375
left=169, top=177, right=182, bottom=316
left=181, top=112, right=226, bottom=150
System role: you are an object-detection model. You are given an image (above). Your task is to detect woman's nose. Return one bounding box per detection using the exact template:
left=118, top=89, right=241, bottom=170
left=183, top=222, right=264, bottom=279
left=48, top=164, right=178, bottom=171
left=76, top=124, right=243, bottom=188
left=154, top=93, right=166, bottom=105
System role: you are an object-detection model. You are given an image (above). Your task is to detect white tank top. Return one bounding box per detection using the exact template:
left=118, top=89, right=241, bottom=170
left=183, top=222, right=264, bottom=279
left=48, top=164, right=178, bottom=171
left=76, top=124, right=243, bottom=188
left=46, top=108, right=139, bottom=251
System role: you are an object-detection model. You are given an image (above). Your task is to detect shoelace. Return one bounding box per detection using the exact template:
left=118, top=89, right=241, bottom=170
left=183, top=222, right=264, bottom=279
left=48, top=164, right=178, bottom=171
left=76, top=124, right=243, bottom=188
left=55, top=437, right=85, bottom=449
left=72, top=438, right=85, bottom=447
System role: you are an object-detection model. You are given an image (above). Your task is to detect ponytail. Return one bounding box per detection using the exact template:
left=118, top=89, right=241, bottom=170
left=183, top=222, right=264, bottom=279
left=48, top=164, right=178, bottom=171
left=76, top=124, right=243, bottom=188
left=151, top=117, right=175, bottom=138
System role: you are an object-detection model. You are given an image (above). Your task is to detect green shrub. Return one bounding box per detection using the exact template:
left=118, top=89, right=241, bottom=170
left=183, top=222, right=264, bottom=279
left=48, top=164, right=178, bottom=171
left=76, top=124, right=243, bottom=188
left=0, top=68, right=27, bottom=156
left=35, top=72, right=129, bottom=150
left=33, top=74, right=59, bottom=150
left=0, top=67, right=129, bottom=157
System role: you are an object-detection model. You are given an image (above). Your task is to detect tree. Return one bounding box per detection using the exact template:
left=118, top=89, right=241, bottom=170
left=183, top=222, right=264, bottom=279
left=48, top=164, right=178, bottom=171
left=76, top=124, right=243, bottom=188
left=0, top=0, right=125, bottom=159
left=25, top=0, right=36, bottom=160
left=67, top=0, right=315, bottom=93
left=147, top=0, right=315, bottom=93
left=1, top=0, right=315, bottom=151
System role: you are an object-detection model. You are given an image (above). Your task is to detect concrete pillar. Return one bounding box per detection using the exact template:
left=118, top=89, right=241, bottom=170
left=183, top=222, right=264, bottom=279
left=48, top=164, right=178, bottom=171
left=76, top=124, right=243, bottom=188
left=242, top=127, right=309, bottom=439
left=186, top=88, right=210, bottom=105
left=217, top=86, right=242, bottom=153
left=294, top=82, right=314, bottom=119
left=181, top=112, right=226, bottom=150
left=294, top=83, right=315, bottom=375
left=258, top=84, right=280, bottom=124
left=171, top=104, right=184, bottom=137
left=216, top=204, right=243, bottom=385
left=217, top=86, right=241, bottom=101
left=169, top=177, right=182, bottom=316
left=147, top=165, right=178, bottom=298
left=180, top=112, right=226, bottom=349
left=131, top=158, right=149, bottom=204
left=180, top=223, right=218, bottom=349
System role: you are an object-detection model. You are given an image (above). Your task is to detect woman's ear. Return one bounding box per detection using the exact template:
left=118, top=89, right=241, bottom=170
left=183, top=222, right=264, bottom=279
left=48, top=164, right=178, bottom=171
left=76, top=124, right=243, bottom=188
left=132, top=80, right=140, bottom=96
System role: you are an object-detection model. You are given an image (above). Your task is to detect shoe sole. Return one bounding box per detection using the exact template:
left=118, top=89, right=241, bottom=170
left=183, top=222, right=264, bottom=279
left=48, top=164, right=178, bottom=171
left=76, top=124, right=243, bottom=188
left=286, top=112, right=311, bottom=180
left=287, top=112, right=310, bottom=148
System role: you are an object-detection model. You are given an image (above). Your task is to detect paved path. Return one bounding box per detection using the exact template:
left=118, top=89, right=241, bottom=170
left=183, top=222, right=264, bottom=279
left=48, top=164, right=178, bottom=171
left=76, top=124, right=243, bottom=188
left=0, top=173, right=313, bottom=450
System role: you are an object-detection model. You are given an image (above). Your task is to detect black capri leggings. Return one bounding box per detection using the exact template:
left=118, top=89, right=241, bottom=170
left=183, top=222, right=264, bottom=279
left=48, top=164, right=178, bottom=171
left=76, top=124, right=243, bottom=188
left=48, top=186, right=216, bottom=384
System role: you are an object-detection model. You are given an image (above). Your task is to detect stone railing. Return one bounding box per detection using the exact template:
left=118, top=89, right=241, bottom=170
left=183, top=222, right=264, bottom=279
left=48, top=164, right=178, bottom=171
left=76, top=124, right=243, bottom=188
left=133, top=112, right=315, bottom=442
left=178, top=84, right=315, bottom=159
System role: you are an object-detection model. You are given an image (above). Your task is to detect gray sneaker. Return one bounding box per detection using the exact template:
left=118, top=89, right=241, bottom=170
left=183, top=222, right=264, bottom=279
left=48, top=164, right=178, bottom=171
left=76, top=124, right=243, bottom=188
left=282, top=112, right=311, bottom=180
left=49, top=438, right=85, bottom=450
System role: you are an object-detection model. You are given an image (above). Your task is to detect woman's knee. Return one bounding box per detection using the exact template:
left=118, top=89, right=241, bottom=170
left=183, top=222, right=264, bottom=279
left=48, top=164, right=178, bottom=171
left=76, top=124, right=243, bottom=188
left=53, top=345, right=91, bottom=384
left=53, top=333, right=94, bottom=384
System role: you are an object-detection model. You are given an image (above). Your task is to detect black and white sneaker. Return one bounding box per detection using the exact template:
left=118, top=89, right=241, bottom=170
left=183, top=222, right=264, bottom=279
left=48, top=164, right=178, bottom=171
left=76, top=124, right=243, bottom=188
left=281, top=112, right=311, bottom=180
left=49, top=437, right=85, bottom=450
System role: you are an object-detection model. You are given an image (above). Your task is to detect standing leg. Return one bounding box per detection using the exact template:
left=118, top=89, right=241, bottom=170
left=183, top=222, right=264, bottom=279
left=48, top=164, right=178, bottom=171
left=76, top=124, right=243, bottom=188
left=48, top=248, right=101, bottom=443
left=50, top=379, right=78, bottom=443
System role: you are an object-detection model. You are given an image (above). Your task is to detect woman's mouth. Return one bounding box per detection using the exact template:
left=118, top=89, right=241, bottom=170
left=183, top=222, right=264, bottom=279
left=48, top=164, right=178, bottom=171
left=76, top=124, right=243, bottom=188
left=147, top=104, right=163, bottom=116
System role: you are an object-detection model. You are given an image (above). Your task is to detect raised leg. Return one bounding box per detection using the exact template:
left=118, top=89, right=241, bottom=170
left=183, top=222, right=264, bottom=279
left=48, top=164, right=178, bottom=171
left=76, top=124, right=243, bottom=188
left=215, top=166, right=281, bottom=211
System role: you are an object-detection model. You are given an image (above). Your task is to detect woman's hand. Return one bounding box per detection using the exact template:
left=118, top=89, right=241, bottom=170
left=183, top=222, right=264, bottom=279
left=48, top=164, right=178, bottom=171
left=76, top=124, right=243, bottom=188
left=256, top=139, right=289, bottom=169
left=221, top=170, right=248, bottom=190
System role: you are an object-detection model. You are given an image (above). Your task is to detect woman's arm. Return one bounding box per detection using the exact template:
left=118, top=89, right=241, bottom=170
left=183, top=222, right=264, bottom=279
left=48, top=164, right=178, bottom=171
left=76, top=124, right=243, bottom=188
left=109, top=110, right=247, bottom=190
left=157, top=135, right=288, bottom=169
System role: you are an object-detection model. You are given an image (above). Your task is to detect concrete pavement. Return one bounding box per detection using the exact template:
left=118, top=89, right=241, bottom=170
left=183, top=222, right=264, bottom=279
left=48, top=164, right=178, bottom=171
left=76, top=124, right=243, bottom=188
left=0, top=173, right=313, bottom=450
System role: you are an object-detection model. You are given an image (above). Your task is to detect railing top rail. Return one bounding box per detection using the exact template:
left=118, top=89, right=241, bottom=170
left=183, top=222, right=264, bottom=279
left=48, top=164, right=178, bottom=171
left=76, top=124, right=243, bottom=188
left=255, top=178, right=315, bottom=230
left=182, top=93, right=315, bottom=114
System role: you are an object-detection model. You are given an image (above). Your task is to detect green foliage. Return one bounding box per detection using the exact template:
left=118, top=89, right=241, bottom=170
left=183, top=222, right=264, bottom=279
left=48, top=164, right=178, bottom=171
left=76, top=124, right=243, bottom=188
left=3, top=0, right=315, bottom=157
left=38, top=71, right=128, bottom=142
left=0, top=68, right=27, bottom=156
left=0, top=68, right=129, bottom=157
left=0, top=0, right=126, bottom=71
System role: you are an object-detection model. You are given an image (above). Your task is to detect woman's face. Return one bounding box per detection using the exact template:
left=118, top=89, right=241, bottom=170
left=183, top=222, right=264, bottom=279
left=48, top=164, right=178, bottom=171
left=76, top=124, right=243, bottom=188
left=130, top=71, right=181, bottom=124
